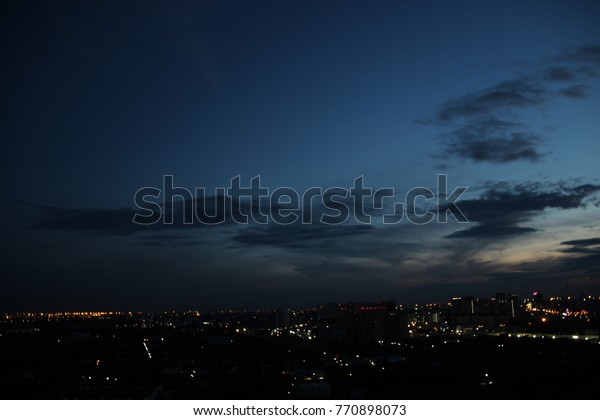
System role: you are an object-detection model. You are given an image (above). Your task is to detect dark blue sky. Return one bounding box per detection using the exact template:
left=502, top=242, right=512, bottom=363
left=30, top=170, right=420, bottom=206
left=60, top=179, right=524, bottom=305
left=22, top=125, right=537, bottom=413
left=2, top=1, right=600, bottom=311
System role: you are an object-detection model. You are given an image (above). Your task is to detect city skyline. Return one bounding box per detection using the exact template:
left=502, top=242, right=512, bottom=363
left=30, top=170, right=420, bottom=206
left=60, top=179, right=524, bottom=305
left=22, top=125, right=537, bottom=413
left=1, top=287, right=598, bottom=399
left=2, top=1, right=600, bottom=312
left=1, top=290, right=597, bottom=315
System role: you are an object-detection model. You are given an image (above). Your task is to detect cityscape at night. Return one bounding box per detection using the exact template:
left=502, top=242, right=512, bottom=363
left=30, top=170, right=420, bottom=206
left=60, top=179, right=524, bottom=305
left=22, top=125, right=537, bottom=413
left=2, top=0, right=600, bottom=409
left=1, top=291, right=599, bottom=399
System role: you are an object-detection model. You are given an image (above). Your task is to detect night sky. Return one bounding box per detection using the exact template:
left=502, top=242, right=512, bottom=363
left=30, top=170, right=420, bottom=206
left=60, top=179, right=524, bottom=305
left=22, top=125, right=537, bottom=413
left=2, top=1, right=600, bottom=311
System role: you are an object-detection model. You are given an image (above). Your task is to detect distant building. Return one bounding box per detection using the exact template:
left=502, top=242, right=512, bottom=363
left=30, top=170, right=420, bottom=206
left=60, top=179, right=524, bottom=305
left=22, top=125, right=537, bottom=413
left=337, top=302, right=407, bottom=347
left=451, top=297, right=476, bottom=314
left=449, top=294, right=520, bottom=332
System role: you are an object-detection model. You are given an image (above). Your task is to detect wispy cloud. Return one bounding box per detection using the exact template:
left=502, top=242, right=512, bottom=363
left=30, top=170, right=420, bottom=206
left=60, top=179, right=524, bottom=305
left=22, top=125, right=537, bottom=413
left=425, top=44, right=600, bottom=164
left=558, top=84, right=591, bottom=99
left=560, top=237, right=600, bottom=253
left=434, top=80, right=549, bottom=123
left=232, top=223, right=374, bottom=247
left=440, top=118, right=544, bottom=163
left=443, top=181, right=600, bottom=239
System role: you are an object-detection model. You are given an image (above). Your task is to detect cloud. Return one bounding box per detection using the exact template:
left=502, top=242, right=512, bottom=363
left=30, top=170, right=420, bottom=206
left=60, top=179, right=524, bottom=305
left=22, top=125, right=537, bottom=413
left=559, top=84, right=591, bottom=99
left=444, top=181, right=600, bottom=239
left=26, top=195, right=380, bottom=249
left=561, top=237, right=600, bottom=247
left=559, top=237, right=600, bottom=253
left=28, top=179, right=600, bottom=252
left=558, top=44, right=600, bottom=68
left=555, top=238, right=600, bottom=276
left=232, top=223, right=374, bottom=247
left=435, top=79, right=549, bottom=123
left=400, top=235, right=600, bottom=298
left=446, top=225, right=536, bottom=239
left=27, top=196, right=238, bottom=237
left=441, top=118, right=544, bottom=163
left=542, top=66, right=578, bottom=82
left=426, top=44, right=600, bottom=164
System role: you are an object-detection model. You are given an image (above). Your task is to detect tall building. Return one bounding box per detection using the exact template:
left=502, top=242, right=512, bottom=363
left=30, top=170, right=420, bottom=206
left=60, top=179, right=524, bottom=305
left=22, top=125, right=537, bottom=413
left=337, top=302, right=407, bottom=348
left=449, top=294, right=520, bottom=332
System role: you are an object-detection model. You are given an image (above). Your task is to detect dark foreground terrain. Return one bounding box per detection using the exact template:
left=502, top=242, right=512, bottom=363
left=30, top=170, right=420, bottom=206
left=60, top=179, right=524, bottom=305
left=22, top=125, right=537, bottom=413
left=1, top=312, right=597, bottom=399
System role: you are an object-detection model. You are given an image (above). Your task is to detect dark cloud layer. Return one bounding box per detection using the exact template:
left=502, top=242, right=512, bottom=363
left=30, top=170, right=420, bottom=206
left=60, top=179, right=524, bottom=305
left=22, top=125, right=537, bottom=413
left=233, top=223, right=374, bottom=247
left=435, top=80, right=549, bottom=123
left=558, top=44, right=600, bottom=68
left=441, top=118, right=544, bottom=163
left=444, top=181, right=600, bottom=239
left=11, top=181, right=600, bottom=309
left=560, top=237, right=600, bottom=253
left=559, top=84, right=591, bottom=98
left=29, top=179, right=600, bottom=247
left=29, top=197, right=251, bottom=236
left=27, top=197, right=378, bottom=247
left=428, top=44, right=600, bottom=164
left=556, top=237, right=600, bottom=277
left=446, top=225, right=536, bottom=239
